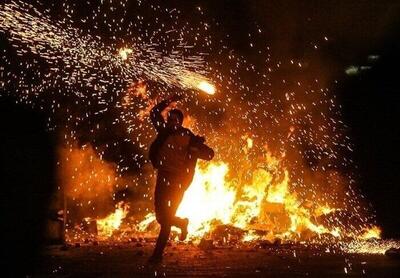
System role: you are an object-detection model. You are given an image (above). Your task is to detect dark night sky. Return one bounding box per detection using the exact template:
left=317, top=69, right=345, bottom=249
left=1, top=0, right=400, bottom=241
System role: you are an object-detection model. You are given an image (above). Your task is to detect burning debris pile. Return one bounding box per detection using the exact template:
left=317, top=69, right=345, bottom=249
left=1, top=0, right=399, bottom=255
left=58, top=139, right=391, bottom=255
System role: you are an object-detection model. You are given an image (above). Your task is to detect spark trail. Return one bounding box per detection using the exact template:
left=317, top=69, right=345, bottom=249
left=0, top=1, right=213, bottom=98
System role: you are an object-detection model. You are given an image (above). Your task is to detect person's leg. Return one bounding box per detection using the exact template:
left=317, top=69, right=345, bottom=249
left=150, top=174, right=190, bottom=263
left=150, top=223, right=171, bottom=262
left=170, top=217, right=186, bottom=228
left=153, top=188, right=187, bottom=251
left=150, top=174, right=171, bottom=262
left=168, top=184, right=189, bottom=240
left=171, top=217, right=188, bottom=241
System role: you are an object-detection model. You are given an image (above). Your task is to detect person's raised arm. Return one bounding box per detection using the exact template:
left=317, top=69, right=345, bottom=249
left=150, top=100, right=168, bottom=132
left=150, top=94, right=182, bottom=132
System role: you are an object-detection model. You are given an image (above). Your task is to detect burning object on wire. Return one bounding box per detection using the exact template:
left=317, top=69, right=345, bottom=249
left=178, top=71, right=216, bottom=95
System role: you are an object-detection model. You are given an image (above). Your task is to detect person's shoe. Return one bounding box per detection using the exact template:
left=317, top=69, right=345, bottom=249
left=147, top=254, right=163, bottom=265
left=179, top=218, right=189, bottom=241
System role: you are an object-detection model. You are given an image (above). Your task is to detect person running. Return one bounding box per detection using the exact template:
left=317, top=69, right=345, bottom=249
left=148, top=94, right=214, bottom=263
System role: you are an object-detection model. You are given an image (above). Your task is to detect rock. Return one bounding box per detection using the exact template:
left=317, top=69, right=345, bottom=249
left=385, top=248, right=400, bottom=259
left=136, top=250, right=144, bottom=256
left=135, top=242, right=143, bottom=247
left=74, top=243, right=81, bottom=248
left=92, top=241, right=98, bottom=246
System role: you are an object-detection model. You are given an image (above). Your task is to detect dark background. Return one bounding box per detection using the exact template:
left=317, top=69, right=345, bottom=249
left=0, top=98, right=56, bottom=275
left=340, top=32, right=400, bottom=238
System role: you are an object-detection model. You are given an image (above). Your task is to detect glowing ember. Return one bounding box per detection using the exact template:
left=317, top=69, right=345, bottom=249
left=0, top=2, right=210, bottom=95
left=246, top=137, right=253, bottom=149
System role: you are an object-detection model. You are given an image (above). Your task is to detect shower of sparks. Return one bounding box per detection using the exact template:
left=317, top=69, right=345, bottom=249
left=0, top=1, right=212, bottom=99
left=1, top=0, right=398, bottom=252
left=341, top=239, right=400, bottom=254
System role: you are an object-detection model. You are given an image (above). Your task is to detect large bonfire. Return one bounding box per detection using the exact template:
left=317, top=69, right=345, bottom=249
left=60, top=131, right=386, bottom=254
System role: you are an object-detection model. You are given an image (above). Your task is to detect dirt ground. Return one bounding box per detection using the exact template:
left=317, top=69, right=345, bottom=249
left=33, top=241, right=400, bottom=277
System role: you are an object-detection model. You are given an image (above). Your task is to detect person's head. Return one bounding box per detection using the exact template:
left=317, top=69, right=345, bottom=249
left=167, top=109, right=184, bottom=128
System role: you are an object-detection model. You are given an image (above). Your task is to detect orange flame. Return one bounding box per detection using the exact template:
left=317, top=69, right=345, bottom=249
left=67, top=137, right=386, bottom=249
left=96, top=202, right=130, bottom=238
left=176, top=162, right=235, bottom=238
left=360, top=226, right=381, bottom=240
left=164, top=138, right=344, bottom=241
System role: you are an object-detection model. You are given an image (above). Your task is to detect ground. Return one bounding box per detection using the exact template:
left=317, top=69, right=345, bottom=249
left=34, top=241, right=400, bottom=277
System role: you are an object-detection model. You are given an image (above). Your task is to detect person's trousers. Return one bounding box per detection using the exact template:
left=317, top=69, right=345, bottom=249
left=152, top=171, right=191, bottom=257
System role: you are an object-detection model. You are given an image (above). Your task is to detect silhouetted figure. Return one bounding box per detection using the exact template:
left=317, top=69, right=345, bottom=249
left=148, top=95, right=214, bottom=263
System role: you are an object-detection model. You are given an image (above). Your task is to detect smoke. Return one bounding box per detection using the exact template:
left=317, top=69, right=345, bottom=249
left=58, top=142, right=154, bottom=224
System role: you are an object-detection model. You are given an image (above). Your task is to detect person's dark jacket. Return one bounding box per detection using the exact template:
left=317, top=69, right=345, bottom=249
left=149, top=99, right=214, bottom=172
